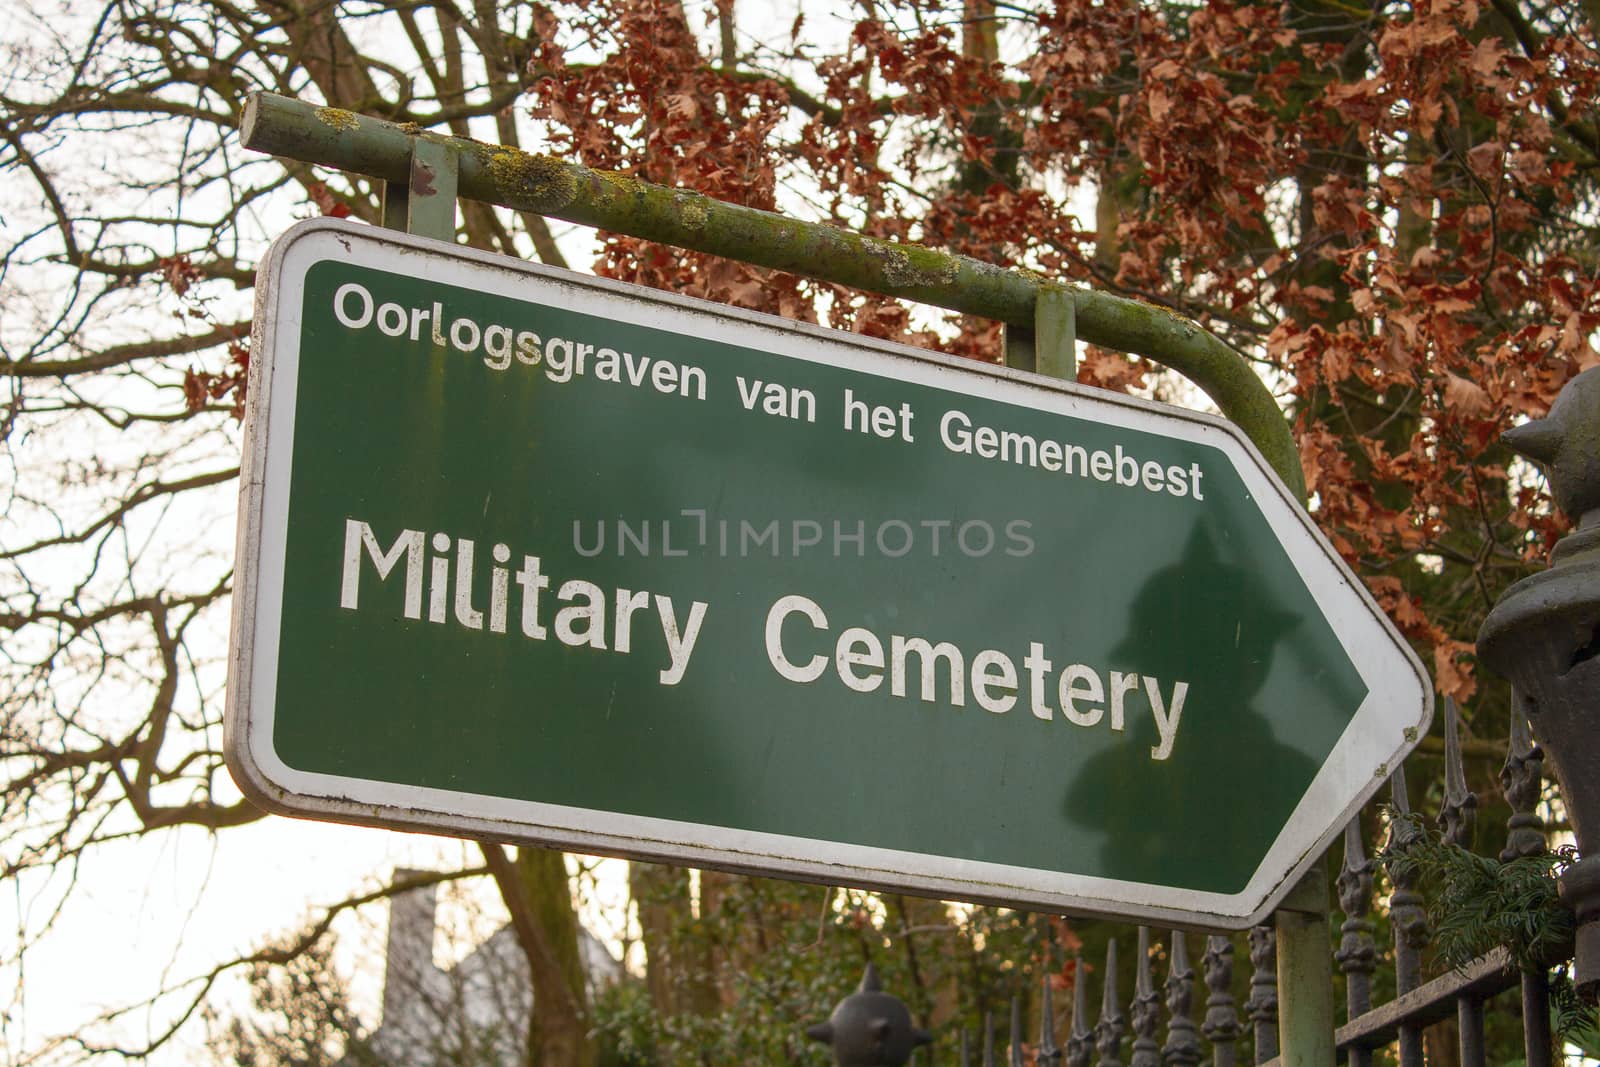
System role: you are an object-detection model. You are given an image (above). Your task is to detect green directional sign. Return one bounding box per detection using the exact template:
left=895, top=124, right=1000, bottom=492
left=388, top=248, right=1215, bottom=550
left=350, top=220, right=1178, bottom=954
left=227, top=219, right=1431, bottom=928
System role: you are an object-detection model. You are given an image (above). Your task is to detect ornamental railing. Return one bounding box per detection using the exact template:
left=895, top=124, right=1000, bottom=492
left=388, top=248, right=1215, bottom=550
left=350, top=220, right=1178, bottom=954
left=806, top=693, right=1573, bottom=1067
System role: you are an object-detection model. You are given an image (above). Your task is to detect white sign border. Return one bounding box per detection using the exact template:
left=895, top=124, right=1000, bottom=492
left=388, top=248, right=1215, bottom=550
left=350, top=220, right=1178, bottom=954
left=226, top=218, right=1433, bottom=929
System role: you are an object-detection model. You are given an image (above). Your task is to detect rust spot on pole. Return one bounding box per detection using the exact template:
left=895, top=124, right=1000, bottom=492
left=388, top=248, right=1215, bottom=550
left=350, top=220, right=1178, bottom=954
left=411, top=162, right=437, bottom=197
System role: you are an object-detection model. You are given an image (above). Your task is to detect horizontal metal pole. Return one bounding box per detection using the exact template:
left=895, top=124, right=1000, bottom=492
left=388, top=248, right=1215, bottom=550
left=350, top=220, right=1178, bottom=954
left=241, top=91, right=1303, bottom=498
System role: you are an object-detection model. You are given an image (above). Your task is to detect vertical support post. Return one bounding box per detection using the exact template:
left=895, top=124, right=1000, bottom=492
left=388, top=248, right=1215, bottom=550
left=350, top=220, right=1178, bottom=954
left=1002, top=324, right=1034, bottom=372
left=1036, top=286, right=1077, bottom=381
left=1273, top=864, right=1336, bottom=1067
left=383, top=137, right=459, bottom=242
left=1004, top=286, right=1076, bottom=380
left=381, top=180, right=410, bottom=231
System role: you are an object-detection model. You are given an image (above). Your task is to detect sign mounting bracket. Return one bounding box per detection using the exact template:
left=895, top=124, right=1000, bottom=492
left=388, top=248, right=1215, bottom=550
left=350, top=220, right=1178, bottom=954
left=1004, top=285, right=1077, bottom=381
left=382, top=137, right=459, bottom=242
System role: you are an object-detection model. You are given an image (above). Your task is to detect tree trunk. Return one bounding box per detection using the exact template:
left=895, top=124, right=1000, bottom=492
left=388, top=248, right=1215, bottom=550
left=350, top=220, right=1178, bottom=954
left=481, top=844, right=596, bottom=1067
left=630, top=861, right=719, bottom=1027
left=516, top=848, right=597, bottom=1067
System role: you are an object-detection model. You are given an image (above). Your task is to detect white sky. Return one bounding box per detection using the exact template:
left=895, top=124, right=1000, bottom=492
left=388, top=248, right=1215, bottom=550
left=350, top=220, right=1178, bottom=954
left=0, top=3, right=831, bottom=1061
left=6, top=773, right=636, bottom=1064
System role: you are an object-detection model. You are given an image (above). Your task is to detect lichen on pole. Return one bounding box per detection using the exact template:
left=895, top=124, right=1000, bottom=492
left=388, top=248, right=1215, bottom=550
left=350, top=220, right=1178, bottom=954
left=241, top=91, right=1304, bottom=500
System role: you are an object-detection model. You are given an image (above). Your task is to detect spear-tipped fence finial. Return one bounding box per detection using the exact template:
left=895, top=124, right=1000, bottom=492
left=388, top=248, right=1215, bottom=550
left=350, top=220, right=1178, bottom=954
left=1067, top=956, right=1093, bottom=1067
left=1130, top=928, right=1160, bottom=1067
left=1439, top=697, right=1479, bottom=848
left=1095, top=939, right=1124, bottom=1067
left=1501, top=688, right=1547, bottom=862
left=1039, top=973, right=1064, bottom=1067
left=1162, top=931, right=1201, bottom=1067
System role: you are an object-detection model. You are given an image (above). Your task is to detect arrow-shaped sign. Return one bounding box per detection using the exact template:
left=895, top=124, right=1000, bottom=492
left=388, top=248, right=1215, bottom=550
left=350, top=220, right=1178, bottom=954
left=227, top=220, right=1431, bottom=928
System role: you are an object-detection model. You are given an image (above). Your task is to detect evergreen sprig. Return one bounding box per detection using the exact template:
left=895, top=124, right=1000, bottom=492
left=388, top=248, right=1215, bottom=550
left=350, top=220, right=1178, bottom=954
left=1552, top=967, right=1600, bottom=1057
left=1378, top=813, right=1600, bottom=1046
left=1378, top=812, right=1576, bottom=976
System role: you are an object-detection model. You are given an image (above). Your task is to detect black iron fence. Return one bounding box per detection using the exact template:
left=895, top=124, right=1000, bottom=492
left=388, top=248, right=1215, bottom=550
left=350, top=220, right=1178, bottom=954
left=809, top=694, right=1577, bottom=1067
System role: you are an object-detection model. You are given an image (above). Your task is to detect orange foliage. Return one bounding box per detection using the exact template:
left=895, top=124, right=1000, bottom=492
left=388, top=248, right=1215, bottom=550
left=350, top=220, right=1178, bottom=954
left=517, top=0, right=1599, bottom=701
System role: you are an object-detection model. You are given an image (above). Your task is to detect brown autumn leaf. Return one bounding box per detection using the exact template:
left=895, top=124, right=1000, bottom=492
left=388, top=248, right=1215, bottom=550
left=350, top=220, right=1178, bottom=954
left=1077, top=347, right=1147, bottom=394
left=1466, top=140, right=1503, bottom=179
left=1434, top=639, right=1478, bottom=703
left=1147, top=84, right=1173, bottom=125
left=1442, top=373, right=1491, bottom=416
left=665, top=93, right=699, bottom=123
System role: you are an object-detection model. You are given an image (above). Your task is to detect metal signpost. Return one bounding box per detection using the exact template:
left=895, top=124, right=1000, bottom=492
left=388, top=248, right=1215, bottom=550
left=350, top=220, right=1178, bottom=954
left=227, top=218, right=1430, bottom=931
